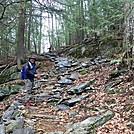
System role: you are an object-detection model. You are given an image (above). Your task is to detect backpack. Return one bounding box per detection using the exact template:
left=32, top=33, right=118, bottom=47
left=21, top=62, right=36, bottom=80
left=21, top=66, right=26, bottom=80
left=21, top=62, right=29, bottom=80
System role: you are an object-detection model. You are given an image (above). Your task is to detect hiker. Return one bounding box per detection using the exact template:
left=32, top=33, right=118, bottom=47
left=21, top=55, right=40, bottom=92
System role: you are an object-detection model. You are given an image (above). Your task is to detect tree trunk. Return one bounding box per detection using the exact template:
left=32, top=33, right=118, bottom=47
left=38, top=8, right=42, bottom=54
left=17, top=0, right=25, bottom=70
left=123, top=2, right=134, bottom=70
left=27, top=1, right=32, bottom=51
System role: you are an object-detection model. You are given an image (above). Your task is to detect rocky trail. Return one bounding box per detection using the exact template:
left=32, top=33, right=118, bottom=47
left=0, top=52, right=134, bottom=134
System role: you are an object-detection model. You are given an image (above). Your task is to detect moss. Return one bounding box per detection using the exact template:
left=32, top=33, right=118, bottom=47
left=124, top=104, right=133, bottom=111
left=105, top=88, right=126, bottom=94
left=79, top=69, right=89, bottom=75
left=0, top=75, right=10, bottom=84
left=106, top=99, right=116, bottom=105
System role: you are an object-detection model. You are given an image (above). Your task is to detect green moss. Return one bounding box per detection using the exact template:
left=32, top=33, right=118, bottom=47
left=79, top=69, right=89, bottom=75
left=109, top=69, right=125, bottom=78
left=106, top=99, right=116, bottom=105
left=104, top=88, right=126, bottom=94
left=0, top=75, right=10, bottom=84
left=124, top=104, right=133, bottom=111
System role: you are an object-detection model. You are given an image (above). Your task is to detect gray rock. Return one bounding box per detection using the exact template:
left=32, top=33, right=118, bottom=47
left=56, top=67, right=67, bottom=73
left=25, top=120, right=36, bottom=126
left=71, top=62, right=79, bottom=66
left=67, top=78, right=95, bottom=95
left=25, top=114, right=58, bottom=119
left=0, top=124, right=5, bottom=134
left=43, top=132, right=63, bottom=134
left=57, top=104, right=70, bottom=110
left=56, top=57, right=72, bottom=67
left=0, top=84, right=20, bottom=100
left=52, top=88, right=63, bottom=93
left=63, top=94, right=89, bottom=106
left=64, top=110, right=115, bottom=134
left=11, top=110, right=22, bottom=119
left=2, top=107, right=15, bottom=122
left=68, top=73, right=78, bottom=81
left=0, top=65, right=19, bottom=84
left=58, top=78, right=73, bottom=84
left=6, top=117, right=24, bottom=133
left=12, top=127, right=34, bottom=134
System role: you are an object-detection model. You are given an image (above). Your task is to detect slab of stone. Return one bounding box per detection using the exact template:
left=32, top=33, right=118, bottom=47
left=43, top=132, right=63, bottom=134
left=0, top=124, right=5, bottom=134
left=58, top=78, right=73, bottom=84
left=63, top=94, right=89, bottom=106
left=68, top=73, right=78, bottom=81
left=0, top=84, right=20, bottom=100
left=67, top=78, right=95, bottom=95
left=6, top=117, right=24, bottom=133
left=64, top=110, right=114, bottom=134
left=57, top=104, right=70, bottom=110
left=25, top=120, right=36, bottom=126
left=2, top=106, right=15, bottom=122
left=25, top=114, right=58, bottom=119
left=12, top=127, right=34, bottom=134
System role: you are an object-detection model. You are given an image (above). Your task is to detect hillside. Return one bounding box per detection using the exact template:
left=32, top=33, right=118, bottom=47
left=0, top=52, right=133, bottom=134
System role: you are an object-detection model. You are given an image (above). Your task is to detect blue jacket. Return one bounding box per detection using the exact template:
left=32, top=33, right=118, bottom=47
left=23, top=62, right=36, bottom=82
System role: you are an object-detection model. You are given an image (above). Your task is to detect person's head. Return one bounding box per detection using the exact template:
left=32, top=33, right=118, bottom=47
left=28, top=55, right=36, bottom=64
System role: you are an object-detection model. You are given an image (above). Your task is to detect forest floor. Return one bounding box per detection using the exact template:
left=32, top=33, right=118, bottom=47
left=0, top=56, right=134, bottom=134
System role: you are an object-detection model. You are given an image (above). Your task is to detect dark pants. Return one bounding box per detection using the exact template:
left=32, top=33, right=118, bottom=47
left=24, top=79, right=34, bottom=91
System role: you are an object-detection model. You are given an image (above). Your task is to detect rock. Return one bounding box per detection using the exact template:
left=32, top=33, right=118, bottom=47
left=67, top=78, right=95, bottom=95
left=11, top=110, right=22, bottom=119
left=0, top=65, right=20, bottom=84
left=57, top=104, right=70, bottom=110
left=12, top=127, right=34, bottom=134
left=71, top=62, right=79, bottom=66
left=63, top=94, right=89, bottom=106
left=104, top=81, right=123, bottom=94
left=71, top=66, right=83, bottom=72
left=55, top=57, right=73, bottom=73
left=25, top=120, right=36, bottom=126
left=47, top=94, right=61, bottom=103
left=0, top=124, right=5, bottom=134
left=25, top=114, right=58, bottom=119
left=68, top=73, right=78, bottom=81
left=58, top=77, right=73, bottom=84
left=6, top=117, right=24, bottom=133
left=56, top=67, right=68, bottom=73
left=55, top=57, right=72, bottom=66
left=2, top=106, right=15, bottom=122
left=64, top=110, right=114, bottom=134
left=41, top=52, right=58, bottom=59
left=0, top=84, right=20, bottom=100
left=43, top=132, right=63, bottom=134
left=52, top=88, right=63, bottom=93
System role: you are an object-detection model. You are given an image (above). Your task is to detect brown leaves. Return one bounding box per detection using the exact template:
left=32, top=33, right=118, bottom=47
left=1, top=60, right=134, bottom=133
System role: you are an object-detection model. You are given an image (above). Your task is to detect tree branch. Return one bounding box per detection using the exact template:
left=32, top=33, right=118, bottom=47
left=0, top=0, right=31, bottom=20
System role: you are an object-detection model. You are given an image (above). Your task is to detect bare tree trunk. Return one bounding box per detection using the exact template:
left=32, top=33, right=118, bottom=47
left=27, top=1, right=32, bottom=51
left=123, top=2, right=134, bottom=70
left=17, top=0, right=25, bottom=70
left=38, top=7, right=42, bottom=54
